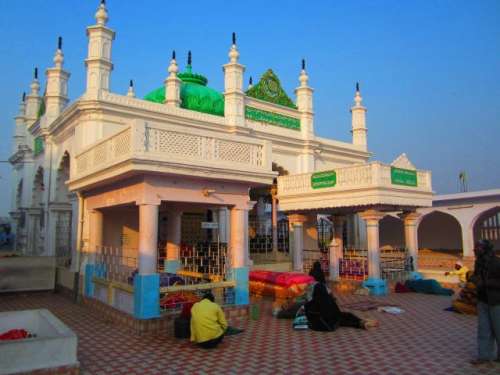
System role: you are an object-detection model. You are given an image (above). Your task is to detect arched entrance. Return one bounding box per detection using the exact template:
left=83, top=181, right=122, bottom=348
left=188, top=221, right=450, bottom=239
left=418, top=211, right=462, bottom=255
left=28, top=167, right=45, bottom=254
left=473, top=206, right=500, bottom=252
left=55, top=152, right=73, bottom=266
left=379, top=215, right=404, bottom=248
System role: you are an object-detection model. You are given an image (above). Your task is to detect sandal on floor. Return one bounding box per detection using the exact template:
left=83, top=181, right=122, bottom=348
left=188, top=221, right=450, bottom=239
left=363, top=319, right=379, bottom=329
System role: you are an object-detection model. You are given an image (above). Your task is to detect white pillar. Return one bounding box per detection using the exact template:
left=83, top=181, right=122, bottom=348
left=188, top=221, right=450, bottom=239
left=166, top=209, right=182, bottom=262
left=359, top=209, right=384, bottom=279
left=271, top=186, right=278, bottom=254
left=399, top=211, right=421, bottom=268
left=289, top=214, right=307, bottom=272
left=138, top=204, right=159, bottom=275
left=329, top=216, right=345, bottom=281
left=461, top=222, right=475, bottom=258
left=218, top=207, right=228, bottom=243
left=230, top=207, right=249, bottom=268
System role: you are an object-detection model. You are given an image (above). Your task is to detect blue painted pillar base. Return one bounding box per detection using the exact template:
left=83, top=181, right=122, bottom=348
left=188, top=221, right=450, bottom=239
left=362, top=277, right=388, bottom=296
left=409, top=271, right=423, bottom=280
left=165, top=259, right=181, bottom=274
left=133, top=274, right=160, bottom=319
left=232, top=267, right=249, bottom=305
left=84, top=264, right=95, bottom=297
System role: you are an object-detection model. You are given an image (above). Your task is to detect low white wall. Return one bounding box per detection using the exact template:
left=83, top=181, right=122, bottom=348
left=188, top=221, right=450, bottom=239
left=0, top=257, right=56, bottom=293
left=0, top=309, right=78, bottom=374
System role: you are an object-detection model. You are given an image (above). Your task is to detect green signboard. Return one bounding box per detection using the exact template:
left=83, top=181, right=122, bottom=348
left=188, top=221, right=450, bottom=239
left=311, top=170, right=336, bottom=189
left=391, top=167, right=418, bottom=187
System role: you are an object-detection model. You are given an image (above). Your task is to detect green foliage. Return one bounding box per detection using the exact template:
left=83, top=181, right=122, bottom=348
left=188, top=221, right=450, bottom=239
left=246, top=69, right=297, bottom=109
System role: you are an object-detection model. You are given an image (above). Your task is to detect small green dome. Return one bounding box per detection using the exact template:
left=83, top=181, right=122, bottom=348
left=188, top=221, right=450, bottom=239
left=144, top=66, right=224, bottom=117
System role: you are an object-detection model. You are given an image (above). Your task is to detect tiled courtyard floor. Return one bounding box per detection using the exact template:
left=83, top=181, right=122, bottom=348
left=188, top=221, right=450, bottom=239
left=1, top=291, right=499, bottom=375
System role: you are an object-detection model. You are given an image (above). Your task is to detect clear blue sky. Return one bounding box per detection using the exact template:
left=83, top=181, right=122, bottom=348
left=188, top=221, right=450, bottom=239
left=0, top=0, right=499, bottom=216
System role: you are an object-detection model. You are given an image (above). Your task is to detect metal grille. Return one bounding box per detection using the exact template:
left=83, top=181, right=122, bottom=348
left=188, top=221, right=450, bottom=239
left=55, top=211, right=72, bottom=267
left=94, top=247, right=138, bottom=284
left=277, top=218, right=289, bottom=253
left=180, top=242, right=229, bottom=276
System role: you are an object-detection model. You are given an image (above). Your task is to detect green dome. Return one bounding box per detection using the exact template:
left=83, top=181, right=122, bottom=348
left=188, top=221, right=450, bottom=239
left=144, top=66, right=224, bottom=117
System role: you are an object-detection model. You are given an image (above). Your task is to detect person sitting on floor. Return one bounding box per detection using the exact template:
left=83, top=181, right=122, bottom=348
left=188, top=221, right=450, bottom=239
left=190, top=291, right=227, bottom=349
left=451, top=271, right=477, bottom=315
left=445, top=261, right=469, bottom=287
left=305, top=282, right=379, bottom=331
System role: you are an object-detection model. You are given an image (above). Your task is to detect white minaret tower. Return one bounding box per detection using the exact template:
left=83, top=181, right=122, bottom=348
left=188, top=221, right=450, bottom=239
left=223, top=32, right=245, bottom=129
left=45, top=37, right=70, bottom=126
left=25, top=68, right=42, bottom=124
left=164, top=50, right=181, bottom=107
left=85, top=0, right=115, bottom=97
left=295, top=59, right=314, bottom=140
left=13, top=93, right=27, bottom=152
left=127, top=79, right=135, bottom=97
left=350, top=82, right=367, bottom=150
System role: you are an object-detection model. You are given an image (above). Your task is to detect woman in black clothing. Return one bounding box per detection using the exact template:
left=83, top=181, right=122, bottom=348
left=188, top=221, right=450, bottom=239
left=305, top=262, right=378, bottom=331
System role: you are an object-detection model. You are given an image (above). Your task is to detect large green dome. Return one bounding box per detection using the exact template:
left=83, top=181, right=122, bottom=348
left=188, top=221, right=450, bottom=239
left=144, top=65, right=224, bottom=117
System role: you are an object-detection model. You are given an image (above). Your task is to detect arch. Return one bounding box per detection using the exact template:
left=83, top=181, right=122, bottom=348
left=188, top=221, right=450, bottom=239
left=379, top=215, right=404, bottom=248
left=56, top=151, right=71, bottom=203
left=418, top=210, right=463, bottom=255
left=472, top=206, right=500, bottom=251
left=32, top=167, right=44, bottom=208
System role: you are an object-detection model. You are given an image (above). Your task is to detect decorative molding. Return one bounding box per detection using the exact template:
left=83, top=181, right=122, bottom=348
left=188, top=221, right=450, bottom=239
left=245, top=69, right=297, bottom=109
left=277, top=161, right=433, bottom=211
left=245, top=106, right=300, bottom=131
left=391, top=153, right=416, bottom=170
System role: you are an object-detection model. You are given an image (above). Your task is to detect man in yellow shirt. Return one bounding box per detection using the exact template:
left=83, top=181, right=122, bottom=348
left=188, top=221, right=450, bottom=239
left=190, top=291, right=228, bottom=349
left=445, top=261, right=469, bottom=286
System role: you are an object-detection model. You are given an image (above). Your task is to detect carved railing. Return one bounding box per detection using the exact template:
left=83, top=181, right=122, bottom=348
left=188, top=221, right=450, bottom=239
left=278, top=162, right=432, bottom=196
left=74, top=121, right=271, bottom=179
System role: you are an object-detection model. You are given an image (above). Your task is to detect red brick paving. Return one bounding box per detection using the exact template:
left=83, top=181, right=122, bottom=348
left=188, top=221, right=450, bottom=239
left=1, top=291, right=499, bottom=374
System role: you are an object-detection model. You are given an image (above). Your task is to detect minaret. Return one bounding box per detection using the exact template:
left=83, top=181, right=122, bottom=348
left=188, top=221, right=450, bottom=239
left=13, top=93, right=27, bottom=152
left=127, top=79, right=135, bottom=97
left=25, top=67, right=42, bottom=124
left=85, top=0, right=115, bottom=97
left=295, top=58, right=314, bottom=140
left=295, top=59, right=315, bottom=173
left=350, top=82, right=367, bottom=150
left=164, top=50, right=181, bottom=107
left=223, top=32, right=245, bottom=129
left=45, top=36, right=70, bottom=126
left=248, top=76, right=253, bottom=90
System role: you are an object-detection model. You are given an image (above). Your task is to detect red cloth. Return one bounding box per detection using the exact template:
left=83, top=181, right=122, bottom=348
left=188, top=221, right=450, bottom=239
left=0, top=329, right=29, bottom=341
left=249, top=270, right=314, bottom=288
left=181, top=302, right=195, bottom=319
left=395, top=282, right=412, bottom=293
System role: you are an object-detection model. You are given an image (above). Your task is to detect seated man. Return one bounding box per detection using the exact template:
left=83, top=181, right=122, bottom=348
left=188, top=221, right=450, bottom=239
left=190, top=291, right=227, bottom=349
left=445, top=261, right=469, bottom=286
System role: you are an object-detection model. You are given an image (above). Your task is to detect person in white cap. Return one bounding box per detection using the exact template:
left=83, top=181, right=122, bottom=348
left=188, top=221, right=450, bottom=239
left=445, top=261, right=469, bottom=286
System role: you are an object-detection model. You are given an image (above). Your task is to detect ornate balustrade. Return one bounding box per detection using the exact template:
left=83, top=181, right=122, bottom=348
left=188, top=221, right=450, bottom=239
left=73, top=120, right=273, bottom=185
left=277, top=162, right=433, bottom=211
left=278, top=162, right=432, bottom=196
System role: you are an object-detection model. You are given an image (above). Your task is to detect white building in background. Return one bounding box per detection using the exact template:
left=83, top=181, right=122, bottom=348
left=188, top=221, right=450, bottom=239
left=9, top=1, right=433, bottom=317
